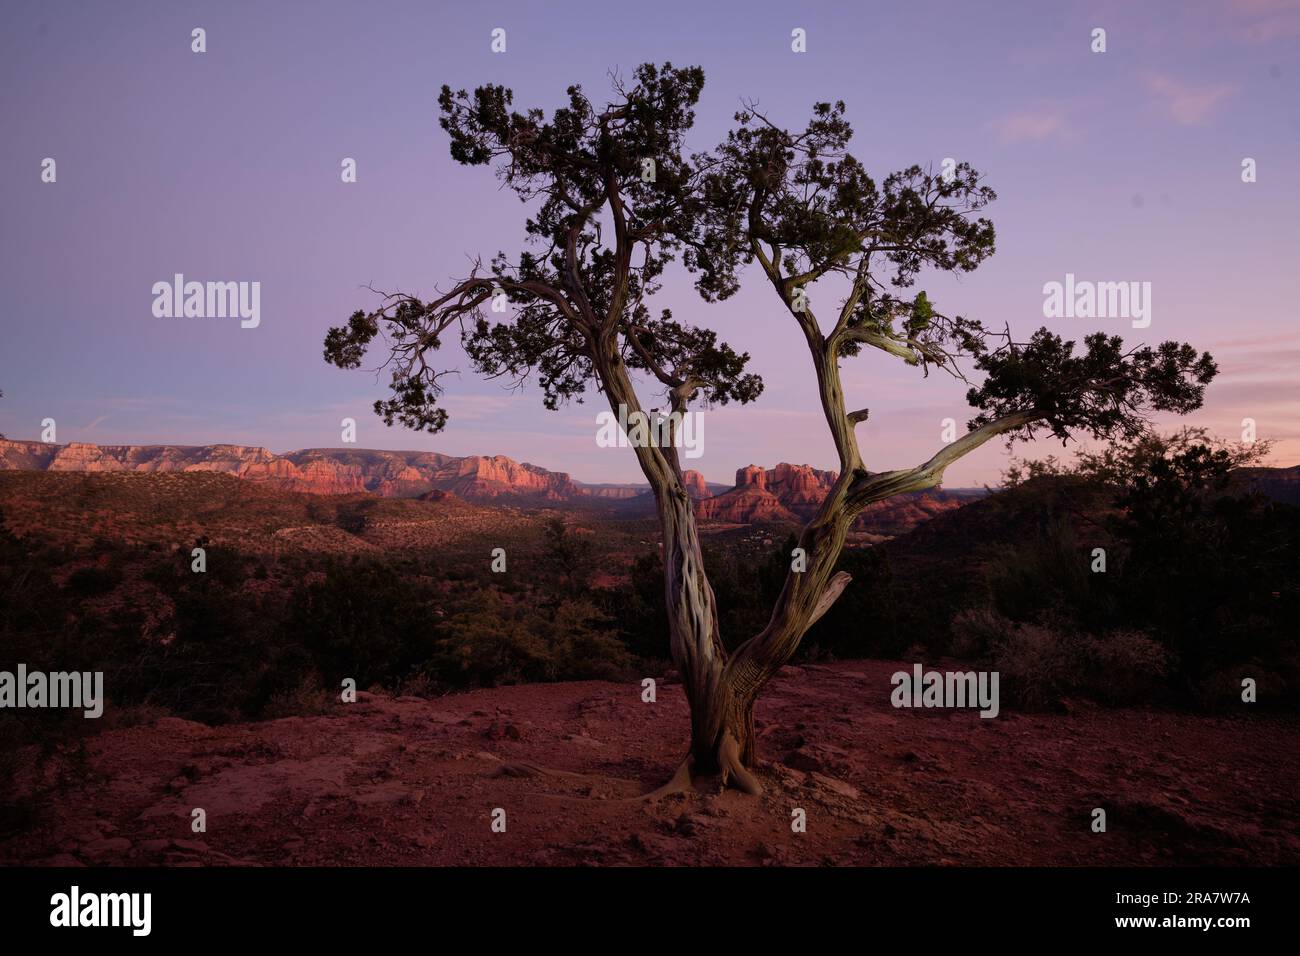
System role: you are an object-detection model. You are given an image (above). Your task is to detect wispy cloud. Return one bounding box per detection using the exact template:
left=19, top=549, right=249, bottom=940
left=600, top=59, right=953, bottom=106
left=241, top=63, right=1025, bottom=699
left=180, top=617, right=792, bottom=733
left=1144, top=72, right=1239, bottom=125
left=988, top=109, right=1073, bottom=144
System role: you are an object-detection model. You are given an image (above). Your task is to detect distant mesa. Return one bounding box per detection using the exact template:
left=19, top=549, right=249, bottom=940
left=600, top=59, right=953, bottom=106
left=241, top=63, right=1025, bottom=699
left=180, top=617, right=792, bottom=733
left=0, top=439, right=572, bottom=501
left=1238, top=464, right=1300, bottom=506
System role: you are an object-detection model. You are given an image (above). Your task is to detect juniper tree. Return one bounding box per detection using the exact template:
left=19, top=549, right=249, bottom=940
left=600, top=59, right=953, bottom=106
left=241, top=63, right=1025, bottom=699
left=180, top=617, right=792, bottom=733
left=323, top=63, right=1216, bottom=794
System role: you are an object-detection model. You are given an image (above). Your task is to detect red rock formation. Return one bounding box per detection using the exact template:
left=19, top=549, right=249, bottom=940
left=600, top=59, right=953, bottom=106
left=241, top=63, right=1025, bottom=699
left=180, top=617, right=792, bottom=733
left=0, top=439, right=576, bottom=502
left=438, top=455, right=578, bottom=500
left=766, top=462, right=837, bottom=516
left=695, top=487, right=797, bottom=523
left=694, top=461, right=975, bottom=533
left=681, top=470, right=710, bottom=500
left=0, top=439, right=59, bottom=471
left=695, top=465, right=800, bottom=524
left=0, top=439, right=981, bottom=531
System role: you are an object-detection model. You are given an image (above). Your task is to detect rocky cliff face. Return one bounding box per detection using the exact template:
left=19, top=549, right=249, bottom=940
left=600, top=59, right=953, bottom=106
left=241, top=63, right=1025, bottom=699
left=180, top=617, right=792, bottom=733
left=681, top=470, right=711, bottom=500
left=437, top=454, right=578, bottom=500
left=766, top=462, right=838, bottom=515
left=697, top=464, right=797, bottom=523
left=697, top=463, right=836, bottom=524
left=0, top=439, right=578, bottom=502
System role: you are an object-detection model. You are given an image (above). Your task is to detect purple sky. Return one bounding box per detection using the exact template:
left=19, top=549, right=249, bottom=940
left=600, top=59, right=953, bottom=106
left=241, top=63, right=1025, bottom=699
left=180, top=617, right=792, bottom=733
left=2, top=0, right=1297, bottom=487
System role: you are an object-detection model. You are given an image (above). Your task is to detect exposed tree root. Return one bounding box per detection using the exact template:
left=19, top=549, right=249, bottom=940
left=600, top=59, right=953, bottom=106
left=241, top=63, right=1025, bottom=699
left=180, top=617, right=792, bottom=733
left=718, top=733, right=763, bottom=795
left=639, top=737, right=764, bottom=801
left=485, top=745, right=764, bottom=803
left=639, top=756, right=696, bottom=802
left=492, top=761, right=590, bottom=780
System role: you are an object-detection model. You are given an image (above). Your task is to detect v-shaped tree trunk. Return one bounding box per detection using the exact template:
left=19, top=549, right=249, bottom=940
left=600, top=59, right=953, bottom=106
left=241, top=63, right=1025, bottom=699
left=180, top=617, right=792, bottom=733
left=602, top=313, right=1033, bottom=796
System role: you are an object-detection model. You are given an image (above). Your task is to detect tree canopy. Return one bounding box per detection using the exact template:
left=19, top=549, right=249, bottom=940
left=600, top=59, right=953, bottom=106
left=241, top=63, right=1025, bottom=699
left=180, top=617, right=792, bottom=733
left=324, top=63, right=1215, bottom=482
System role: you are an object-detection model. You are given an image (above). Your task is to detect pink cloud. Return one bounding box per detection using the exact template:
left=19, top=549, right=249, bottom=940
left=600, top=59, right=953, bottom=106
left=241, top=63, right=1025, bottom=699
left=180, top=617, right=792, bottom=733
left=1144, top=72, right=1239, bottom=124
left=988, top=110, right=1072, bottom=144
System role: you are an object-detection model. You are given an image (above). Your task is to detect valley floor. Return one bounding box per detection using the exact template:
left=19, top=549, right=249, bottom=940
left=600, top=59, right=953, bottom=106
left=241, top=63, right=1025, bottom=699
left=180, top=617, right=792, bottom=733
left=4, top=661, right=1296, bottom=866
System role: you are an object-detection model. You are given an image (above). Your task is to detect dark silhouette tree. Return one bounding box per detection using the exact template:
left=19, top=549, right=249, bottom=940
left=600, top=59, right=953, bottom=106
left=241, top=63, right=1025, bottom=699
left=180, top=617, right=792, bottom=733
left=542, top=516, right=592, bottom=595
left=323, top=64, right=1216, bottom=794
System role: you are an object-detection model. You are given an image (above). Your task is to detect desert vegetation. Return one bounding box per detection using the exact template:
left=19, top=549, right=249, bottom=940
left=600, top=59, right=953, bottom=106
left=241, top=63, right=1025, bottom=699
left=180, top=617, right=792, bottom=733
left=4, top=426, right=1296, bottom=833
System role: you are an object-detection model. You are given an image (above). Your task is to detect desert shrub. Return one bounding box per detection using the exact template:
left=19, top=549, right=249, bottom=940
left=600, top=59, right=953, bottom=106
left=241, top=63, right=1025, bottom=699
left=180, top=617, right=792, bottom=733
left=1079, top=629, right=1171, bottom=705
left=954, top=608, right=1172, bottom=709
left=541, top=599, right=634, bottom=680
left=995, top=432, right=1300, bottom=706
left=0, top=516, right=103, bottom=830
left=335, top=499, right=377, bottom=534
left=0, top=712, right=97, bottom=836
left=542, top=516, right=593, bottom=594
left=949, top=606, right=1008, bottom=659
left=262, top=673, right=332, bottom=719
left=982, top=517, right=1108, bottom=628
left=605, top=552, right=671, bottom=663
left=429, top=593, right=632, bottom=687
left=285, top=559, right=440, bottom=689
left=429, top=595, right=552, bottom=686
left=799, top=541, right=912, bottom=658
left=988, top=621, right=1080, bottom=710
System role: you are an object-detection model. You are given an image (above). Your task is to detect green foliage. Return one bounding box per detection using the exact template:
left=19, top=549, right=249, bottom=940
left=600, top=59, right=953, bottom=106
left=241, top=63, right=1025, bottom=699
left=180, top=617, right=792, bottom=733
left=948, top=437, right=1299, bottom=705
left=982, top=517, right=1111, bottom=630
left=286, top=560, right=439, bottom=689
left=429, top=592, right=631, bottom=686
left=968, top=331, right=1217, bottom=444
left=952, top=613, right=1170, bottom=710
left=335, top=498, right=378, bottom=534
left=326, top=63, right=763, bottom=431
left=542, top=516, right=592, bottom=594
left=603, top=551, right=669, bottom=662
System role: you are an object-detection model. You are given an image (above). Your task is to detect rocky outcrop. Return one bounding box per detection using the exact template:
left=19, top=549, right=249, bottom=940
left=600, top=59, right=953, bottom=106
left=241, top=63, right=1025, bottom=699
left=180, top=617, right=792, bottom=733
left=696, top=464, right=801, bottom=524
left=766, top=463, right=837, bottom=515
left=694, top=461, right=976, bottom=532
left=0, top=440, right=59, bottom=471
left=682, top=470, right=710, bottom=500
left=695, top=485, right=800, bottom=524
left=697, top=463, right=831, bottom=524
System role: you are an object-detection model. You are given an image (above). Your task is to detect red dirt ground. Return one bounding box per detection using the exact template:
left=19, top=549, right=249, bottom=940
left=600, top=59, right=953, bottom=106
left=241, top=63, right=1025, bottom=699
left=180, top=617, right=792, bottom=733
left=4, top=660, right=1297, bottom=866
